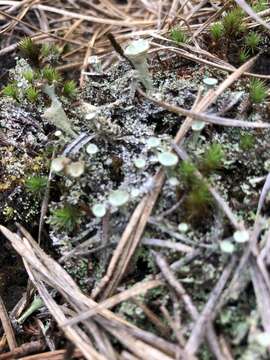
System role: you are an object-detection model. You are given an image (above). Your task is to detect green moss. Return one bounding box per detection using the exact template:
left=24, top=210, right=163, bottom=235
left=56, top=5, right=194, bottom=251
left=41, top=43, right=61, bottom=60
left=179, top=161, right=197, bottom=185
left=170, top=28, right=188, bottom=43
left=63, top=80, right=77, bottom=98
left=210, top=22, right=224, bottom=41
left=42, top=66, right=62, bottom=84
left=201, top=143, right=224, bottom=173
left=249, top=78, right=268, bottom=104
left=25, top=176, right=47, bottom=196
left=240, top=133, right=255, bottom=150
left=50, top=206, right=81, bottom=232
left=245, top=31, right=262, bottom=53
left=222, top=8, right=245, bottom=37
left=25, top=86, right=39, bottom=103
left=22, top=69, right=35, bottom=82
left=239, top=49, right=250, bottom=63
left=252, top=0, right=268, bottom=12
left=2, top=83, right=19, bottom=101
left=186, top=180, right=212, bottom=214
left=18, top=37, right=41, bottom=65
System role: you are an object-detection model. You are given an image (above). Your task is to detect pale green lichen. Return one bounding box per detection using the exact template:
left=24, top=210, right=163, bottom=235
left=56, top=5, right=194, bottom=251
left=124, top=39, right=153, bottom=92
left=43, top=84, right=76, bottom=137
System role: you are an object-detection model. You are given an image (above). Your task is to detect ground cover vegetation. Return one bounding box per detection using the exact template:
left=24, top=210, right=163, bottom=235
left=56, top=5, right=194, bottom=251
left=0, top=1, right=270, bottom=359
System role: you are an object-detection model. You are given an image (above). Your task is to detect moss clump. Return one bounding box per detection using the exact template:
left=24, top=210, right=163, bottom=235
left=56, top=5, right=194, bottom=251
left=25, top=176, right=47, bottom=197
left=245, top=31, right=262, bottom=53
left=239, top=49, right=250, bottom=63
left=249, top=78, right=268, bottom=104
left=186, top=180, right=212, bottom=215
left=170, top=28, right=188, bottom=43
left=239, top=133, right=255, bottom=150
left=40, top=43, right=61, bottom=64
left=25, top=86, right=39, bottom=103
left=49, top=206, right=82, bottom=232
left=210, top=22, right=223, bottom=42
left=22, top=69, right=35, bottom=82
left=42, top=66, right=62, bottom=84
left=2, top=83, right=19, bottom=101
left=179, top=161, right=197, bottom=185
left=252, top=0, right=268, bottom=12
left=222, top=8, right=245, bottom=37
left=18, top=37, right=41, bottom=65
left=200, top=143, right=224, bottom=173
left=63, top=80, right=77, bottom=98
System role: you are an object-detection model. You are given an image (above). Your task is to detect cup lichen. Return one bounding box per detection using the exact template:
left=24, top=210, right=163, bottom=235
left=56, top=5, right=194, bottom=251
left=124, top=39, right=153, bottom=92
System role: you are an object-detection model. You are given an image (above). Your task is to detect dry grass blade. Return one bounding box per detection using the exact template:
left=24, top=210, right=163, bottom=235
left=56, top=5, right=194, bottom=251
left=33, top=4, right=156, bottom=27
left=18, top=349, right=82, bottom=360
left=0, top=227, right=106, bottom=359
left=62, top=279, right=162, bottom=327
left=0, top=296, right=17, bottom=351
left=257, top=229, right=270, bottom=294
left=132, top=298, right=170, bottom=337
left=98, top=170, right=165, bottom=300
left=185, top=257, right=237, bottom=355
left=256, top=173, right=270, bottom=218
left=155, top=252, right=228, bottom=360
left=250, top=258, right=270, bottom=333
left=0, top=9, right=83, bottom=45
left=0, top=226, right=118, bottom=357
left=234, top=0, right=270, bottom=30
left=142, top=238, right=193, bottom=253
left=140, top=91, right=270, bottom=129
left=26, top=276, right=106, bottom=360
left=95, top=318, right=175, bottom=360
left=0, top=340, right=45, bottom=360
left=0, top=225, right=175, bottom=359
left=91, top=195, right=149, bottom=299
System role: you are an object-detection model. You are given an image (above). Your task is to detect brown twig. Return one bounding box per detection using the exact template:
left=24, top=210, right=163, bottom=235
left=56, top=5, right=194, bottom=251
left=0, top=295, right=17, bottom=351
left=155, top=252, right=228, bottom=360
left=0, top=340, right=45, bottom=360
left=185, top=258, right=237, bottom=355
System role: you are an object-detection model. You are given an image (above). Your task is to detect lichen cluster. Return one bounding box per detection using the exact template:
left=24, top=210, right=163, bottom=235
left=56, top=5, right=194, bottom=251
left=1, top=32, right=270, bottom=307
